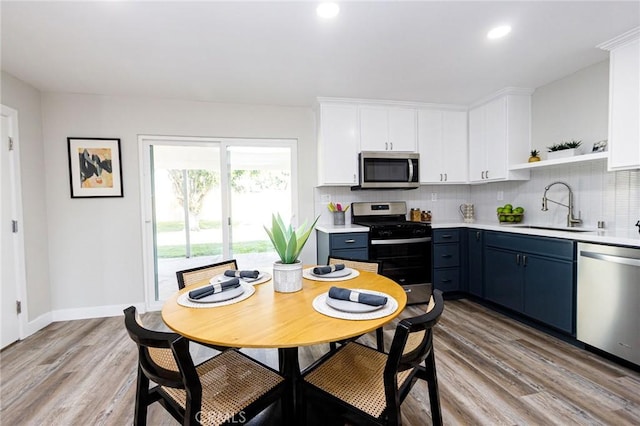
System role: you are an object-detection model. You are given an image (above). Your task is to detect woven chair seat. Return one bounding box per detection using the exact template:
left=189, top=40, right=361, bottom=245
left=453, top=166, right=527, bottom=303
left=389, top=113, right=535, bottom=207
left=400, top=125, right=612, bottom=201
left=162, top=350, right=284, bottom=426
left=304, top=343, right=411, bottom=419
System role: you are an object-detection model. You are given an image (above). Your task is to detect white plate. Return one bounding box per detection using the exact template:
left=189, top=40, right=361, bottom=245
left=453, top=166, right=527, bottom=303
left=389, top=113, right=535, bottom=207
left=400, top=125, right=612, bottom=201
left=188, top=286, right=245, bottom=303
left=325, top=297, right=385, bottom=313
left=214, top=273, right=264, bottom=283
left=310, top=267, right=352, bottom=278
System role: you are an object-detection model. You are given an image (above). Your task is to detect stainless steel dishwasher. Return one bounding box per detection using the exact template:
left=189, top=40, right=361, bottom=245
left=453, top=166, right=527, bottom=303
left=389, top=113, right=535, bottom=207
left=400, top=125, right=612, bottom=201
left=577, top=242, right=640, bottom=365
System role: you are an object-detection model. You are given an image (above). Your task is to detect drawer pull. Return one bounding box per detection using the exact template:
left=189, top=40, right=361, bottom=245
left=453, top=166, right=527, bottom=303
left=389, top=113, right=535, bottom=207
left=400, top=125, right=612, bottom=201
left=442, top=254, right=452, bottom=258
left=441, top=279, right=452, bottom=283
left=441, top=235, right=453, bottom=239
left=344, top=239, right=356, bottom=243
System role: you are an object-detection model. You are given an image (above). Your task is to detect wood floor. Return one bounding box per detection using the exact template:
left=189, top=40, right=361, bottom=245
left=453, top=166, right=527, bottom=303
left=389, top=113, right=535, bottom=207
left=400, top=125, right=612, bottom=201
left=2, top=298, right=639, bottom=425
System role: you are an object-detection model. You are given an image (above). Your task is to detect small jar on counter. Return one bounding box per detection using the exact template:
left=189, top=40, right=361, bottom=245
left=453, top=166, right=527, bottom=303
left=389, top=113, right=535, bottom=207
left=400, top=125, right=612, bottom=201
left=410, top=208, right=421, bottom=222
left=421, top=210, right=432, bottom=222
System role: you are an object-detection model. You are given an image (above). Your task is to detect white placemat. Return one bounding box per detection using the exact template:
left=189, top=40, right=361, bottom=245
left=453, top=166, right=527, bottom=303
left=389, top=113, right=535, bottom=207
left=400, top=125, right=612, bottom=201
left=213, top=272, right=272, bottom=286
left=177, top=282, right=255, bottom=308
left=303, top=267, right=360, bottom=282
left=312, top=290, right=398, bottom=320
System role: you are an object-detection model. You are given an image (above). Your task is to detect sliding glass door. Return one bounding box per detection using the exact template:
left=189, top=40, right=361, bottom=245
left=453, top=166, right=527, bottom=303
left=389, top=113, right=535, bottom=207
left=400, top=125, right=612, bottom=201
left=140, top=136, right=296, bottom=308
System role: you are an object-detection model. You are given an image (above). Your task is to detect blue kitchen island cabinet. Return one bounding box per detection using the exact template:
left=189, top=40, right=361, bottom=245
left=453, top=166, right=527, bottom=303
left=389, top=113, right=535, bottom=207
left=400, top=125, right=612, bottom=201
left=433, top=229, right=463, bottom=293
left=316, top=230, right=369, bottom=264
left=484, top=231, right=575, bottom=334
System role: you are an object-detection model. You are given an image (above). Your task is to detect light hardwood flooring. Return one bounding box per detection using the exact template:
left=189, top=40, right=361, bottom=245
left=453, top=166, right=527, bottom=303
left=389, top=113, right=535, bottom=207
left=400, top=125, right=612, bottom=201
left=2, top=299, right=639, bottom=425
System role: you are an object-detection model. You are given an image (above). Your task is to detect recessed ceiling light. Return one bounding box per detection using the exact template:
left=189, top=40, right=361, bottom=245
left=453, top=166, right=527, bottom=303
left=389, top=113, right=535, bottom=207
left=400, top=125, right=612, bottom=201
left=317, top=2, right=340, bottom=19
left=487, top=25, right=512, bottom=40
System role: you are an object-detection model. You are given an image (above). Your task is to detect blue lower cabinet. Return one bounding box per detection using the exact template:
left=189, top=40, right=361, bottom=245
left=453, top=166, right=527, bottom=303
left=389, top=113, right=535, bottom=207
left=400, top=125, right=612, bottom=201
left=433, top=229, right=461, bottom=293
left=485, top=247, right=523, bottom=312
left=316, top=230, right=369, bottom=264
left=433, top=268, right=461, bottom=293
left=484, top=231, right=575, bottom=334
left=523, top=255, right=574, bottom=334
left=467, top=229, right=484, bottom=297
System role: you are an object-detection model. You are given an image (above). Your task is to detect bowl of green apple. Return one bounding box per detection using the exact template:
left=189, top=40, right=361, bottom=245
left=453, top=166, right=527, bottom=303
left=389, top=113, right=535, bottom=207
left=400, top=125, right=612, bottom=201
left=497, top=204, right=524, bottom=223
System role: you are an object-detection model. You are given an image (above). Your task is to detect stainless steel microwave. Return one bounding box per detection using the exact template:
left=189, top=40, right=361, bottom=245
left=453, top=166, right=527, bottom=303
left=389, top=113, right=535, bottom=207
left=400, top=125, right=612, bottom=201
left=355, top=151, right=420, bottom=190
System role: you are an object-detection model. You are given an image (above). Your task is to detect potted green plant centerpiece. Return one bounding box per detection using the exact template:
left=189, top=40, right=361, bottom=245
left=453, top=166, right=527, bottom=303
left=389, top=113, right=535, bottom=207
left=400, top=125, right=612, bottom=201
left=264, top=213, right=319, bottom=293
left=547, top=139, right=582, bottom=160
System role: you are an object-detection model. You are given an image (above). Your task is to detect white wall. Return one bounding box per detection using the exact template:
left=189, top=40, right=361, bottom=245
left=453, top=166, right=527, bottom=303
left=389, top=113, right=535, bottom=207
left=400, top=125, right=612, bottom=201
left=41, top=93, right=316, bottom=315
left=1, top=71, right=51, bottom=323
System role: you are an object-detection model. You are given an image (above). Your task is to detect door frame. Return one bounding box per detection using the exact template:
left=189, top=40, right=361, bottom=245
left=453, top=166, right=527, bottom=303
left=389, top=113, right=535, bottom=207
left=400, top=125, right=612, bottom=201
left=1, top=104, right=28, bottom=345
left=138, top=135, right=298, bottom=311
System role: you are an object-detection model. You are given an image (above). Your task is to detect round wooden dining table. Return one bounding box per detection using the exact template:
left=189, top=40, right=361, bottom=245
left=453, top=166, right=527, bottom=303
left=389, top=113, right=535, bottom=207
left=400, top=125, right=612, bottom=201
left=161, top=268, right=408, bottom=423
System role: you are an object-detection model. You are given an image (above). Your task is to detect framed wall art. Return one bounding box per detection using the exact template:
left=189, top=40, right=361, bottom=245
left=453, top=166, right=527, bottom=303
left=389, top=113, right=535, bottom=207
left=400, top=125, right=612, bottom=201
left=67, top=137, right=123, bottom=198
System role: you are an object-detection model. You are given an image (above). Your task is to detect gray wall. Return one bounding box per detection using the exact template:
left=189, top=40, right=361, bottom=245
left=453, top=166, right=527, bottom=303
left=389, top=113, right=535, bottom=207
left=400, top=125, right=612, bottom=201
left=1, top=71, right=51, bottom=322
left=40, top=93, right=316, bottom=314
left=532, top=60, right=609, bottom=158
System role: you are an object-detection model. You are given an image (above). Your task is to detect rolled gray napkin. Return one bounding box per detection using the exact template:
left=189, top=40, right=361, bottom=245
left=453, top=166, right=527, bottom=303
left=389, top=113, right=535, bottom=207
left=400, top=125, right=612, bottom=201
left=313, top=264, right=345, bottom=275
left=189, top=278, right=240, bottom=299
left=224, top=269, right=260, bottom=279
left=328, top=286, right=387, bottom=306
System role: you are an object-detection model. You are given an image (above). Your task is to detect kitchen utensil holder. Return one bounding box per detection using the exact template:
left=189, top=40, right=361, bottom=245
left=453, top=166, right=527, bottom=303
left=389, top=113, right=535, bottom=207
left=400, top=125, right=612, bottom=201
left=333, top=211, right=345, bottom=226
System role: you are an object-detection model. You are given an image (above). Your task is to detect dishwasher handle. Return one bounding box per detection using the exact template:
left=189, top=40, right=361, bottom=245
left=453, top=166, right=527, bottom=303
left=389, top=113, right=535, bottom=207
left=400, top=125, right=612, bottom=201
left=580, top=250, right=640, bottom=267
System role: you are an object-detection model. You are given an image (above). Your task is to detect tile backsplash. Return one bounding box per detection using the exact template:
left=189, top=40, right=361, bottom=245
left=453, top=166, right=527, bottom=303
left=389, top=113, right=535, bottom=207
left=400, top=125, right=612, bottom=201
left=315, top=162, right=639, bottom=233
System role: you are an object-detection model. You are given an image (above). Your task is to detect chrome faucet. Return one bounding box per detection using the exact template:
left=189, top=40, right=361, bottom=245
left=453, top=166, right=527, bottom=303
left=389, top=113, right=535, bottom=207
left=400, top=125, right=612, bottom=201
left=542, top=181, right=582, bottom=227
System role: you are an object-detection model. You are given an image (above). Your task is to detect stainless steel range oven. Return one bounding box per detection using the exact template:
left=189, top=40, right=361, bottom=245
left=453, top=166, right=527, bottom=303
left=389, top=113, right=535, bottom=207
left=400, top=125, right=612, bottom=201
left=351, top=201, right=432, bottom=304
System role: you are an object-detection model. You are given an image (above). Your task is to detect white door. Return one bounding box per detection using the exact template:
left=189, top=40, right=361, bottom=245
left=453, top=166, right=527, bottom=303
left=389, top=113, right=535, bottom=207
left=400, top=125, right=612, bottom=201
left=441, top=110, right=468, bottom=183
left=387, top=108, right=417, bottom=152
left=1, top=107, right=24, bottom=348
left=418, top=109, right=443, bottom=183
left=360, top=107, right=389, bottom=151
left=140, top=136, right=297, bottom=310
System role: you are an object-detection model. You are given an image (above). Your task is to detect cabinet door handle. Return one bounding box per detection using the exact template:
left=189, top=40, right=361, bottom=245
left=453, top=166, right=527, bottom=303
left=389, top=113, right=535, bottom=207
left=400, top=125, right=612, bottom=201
left=385, top=142, right=388, bottom=150
left=442, top=254, right=452, bottom=258
left=441, top=235, right=453, bottom=239
left=516, top=253, right=521, bottom=265
left=522, top=255, right=527, bottom=267
left=353, top=173, right=356, bottom=183
left=481, top=171, right=485, bottom=179
left=440, top=173, right=443, bottom=182
left=344, top=239, right=356, bottom=243
left=390, top=142, right=393, bottom=150
left=441, top=279, right=452, bottom=283
left=475, top=231, right=480, bottom=241
left=486, top=170, right=489, bottom=179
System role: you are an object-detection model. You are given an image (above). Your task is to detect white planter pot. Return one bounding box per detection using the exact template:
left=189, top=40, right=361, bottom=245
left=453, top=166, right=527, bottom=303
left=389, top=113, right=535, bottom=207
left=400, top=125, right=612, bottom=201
left=272, top=260, right=303, bottom=293
left=547, top=148, right=579, bottom=160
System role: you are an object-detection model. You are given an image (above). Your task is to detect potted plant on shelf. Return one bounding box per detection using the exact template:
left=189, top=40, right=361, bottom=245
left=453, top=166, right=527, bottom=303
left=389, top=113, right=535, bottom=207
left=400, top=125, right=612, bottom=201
left=546, top=139, right=582, bottom=160
left=528, top=149, right=541, bottom=163
left=264, top=213, right=319, bottom=293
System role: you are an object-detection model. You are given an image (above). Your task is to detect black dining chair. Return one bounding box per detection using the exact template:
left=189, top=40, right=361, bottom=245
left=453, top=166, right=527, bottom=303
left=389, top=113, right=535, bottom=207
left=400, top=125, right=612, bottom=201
left=327, top=255, right=385, bottom=352
left=175, top=259, right=239, bottom=290
left=175, top=259, right=241, bottom=352
left=300, top=290, right=445, bottom=425
left=123, top=306, right=285, bottom=425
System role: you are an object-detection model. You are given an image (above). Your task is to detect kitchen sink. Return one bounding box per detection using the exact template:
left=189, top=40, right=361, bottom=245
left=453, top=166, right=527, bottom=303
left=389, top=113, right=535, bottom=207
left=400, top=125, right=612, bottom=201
left=511, top=225, right=596, bottom=233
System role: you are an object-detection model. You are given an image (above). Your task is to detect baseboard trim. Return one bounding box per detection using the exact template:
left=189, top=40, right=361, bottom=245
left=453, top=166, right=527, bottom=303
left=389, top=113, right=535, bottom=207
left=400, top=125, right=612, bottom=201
left=23, top=311, right=53, bottom=338
left=51, top=302, right=147, bottom=322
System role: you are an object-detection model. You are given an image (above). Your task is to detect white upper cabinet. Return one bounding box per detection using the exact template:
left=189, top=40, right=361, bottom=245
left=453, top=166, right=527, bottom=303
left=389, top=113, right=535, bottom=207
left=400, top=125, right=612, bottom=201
left=468, top=90, right=532, bottom=183
left=360, top=106, right=417, bottom=152
left=418, top=109, right=468, bottom=183
left=316, top=102, right=360, bottom=186
left=599, top=28, right=640, bottom=171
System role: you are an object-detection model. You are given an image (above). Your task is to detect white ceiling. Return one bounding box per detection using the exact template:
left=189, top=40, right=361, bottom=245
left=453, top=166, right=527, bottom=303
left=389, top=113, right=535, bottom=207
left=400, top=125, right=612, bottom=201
left=2, top=1, right=639, bottom=107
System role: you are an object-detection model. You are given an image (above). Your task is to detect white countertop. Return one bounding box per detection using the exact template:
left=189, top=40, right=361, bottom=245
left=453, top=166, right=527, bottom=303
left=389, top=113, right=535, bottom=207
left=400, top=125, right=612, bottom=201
left=316, top=224, right=369, bottom=234
left=316, top=222, right=640, bottom=248
left=432, top=221, right=640, bottom=248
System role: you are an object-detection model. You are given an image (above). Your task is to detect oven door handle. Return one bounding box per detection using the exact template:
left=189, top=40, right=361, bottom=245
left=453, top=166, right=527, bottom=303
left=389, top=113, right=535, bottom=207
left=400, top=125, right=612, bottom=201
left=371, top=237, right=432, bottom=245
